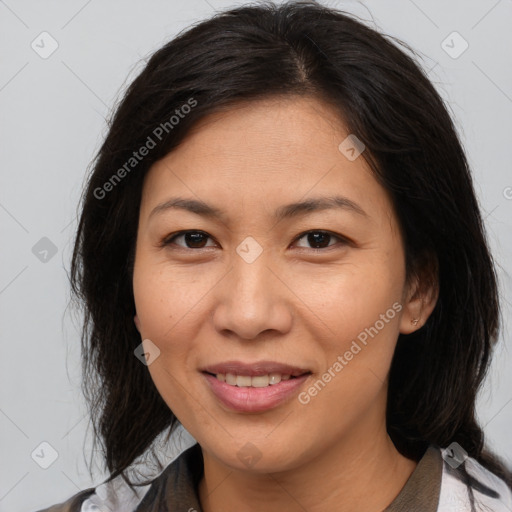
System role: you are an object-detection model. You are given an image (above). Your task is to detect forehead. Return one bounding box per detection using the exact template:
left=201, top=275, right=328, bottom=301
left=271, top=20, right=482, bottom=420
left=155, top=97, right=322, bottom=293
left=139, top=96, right=396, bottom=229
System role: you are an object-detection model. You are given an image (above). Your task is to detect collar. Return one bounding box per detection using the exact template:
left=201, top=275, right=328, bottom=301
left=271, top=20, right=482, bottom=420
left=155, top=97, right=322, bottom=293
left=134, top=442, right=442, bottom=511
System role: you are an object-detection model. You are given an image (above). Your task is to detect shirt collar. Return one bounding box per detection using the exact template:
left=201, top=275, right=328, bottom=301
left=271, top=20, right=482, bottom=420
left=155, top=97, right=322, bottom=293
left=138, top=442, right=441, bottom=511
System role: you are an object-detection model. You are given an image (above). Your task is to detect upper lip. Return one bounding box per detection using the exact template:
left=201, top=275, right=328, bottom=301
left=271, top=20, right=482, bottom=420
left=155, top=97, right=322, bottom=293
left=200, top=360, right=311, bottom=377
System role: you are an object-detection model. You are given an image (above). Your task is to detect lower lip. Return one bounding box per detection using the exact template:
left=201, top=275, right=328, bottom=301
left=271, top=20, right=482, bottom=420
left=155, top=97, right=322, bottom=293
left=202, top=372, right=311, bottom=413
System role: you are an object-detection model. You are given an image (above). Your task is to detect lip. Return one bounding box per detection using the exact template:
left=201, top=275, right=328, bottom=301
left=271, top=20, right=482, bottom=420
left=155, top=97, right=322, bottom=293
left=202, top=373, right=311, bottom=412
left=200, top=360, right=312, bottom=413
left=200, top=360, right=311, bottom=377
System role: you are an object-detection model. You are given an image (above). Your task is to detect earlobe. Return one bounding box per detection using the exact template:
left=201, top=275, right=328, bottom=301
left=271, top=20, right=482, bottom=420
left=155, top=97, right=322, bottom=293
left=399, top=273, right=439, bottom=335
left=399, top=302, right=424, bottom=334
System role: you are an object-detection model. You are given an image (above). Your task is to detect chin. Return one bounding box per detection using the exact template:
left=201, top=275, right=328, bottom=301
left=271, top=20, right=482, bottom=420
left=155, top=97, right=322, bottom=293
left=202, top=435, right=307, bottom=474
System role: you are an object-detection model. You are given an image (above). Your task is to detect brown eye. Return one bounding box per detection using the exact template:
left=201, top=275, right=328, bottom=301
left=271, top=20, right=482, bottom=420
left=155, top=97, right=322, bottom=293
left=162, top=231, right=216, bottom=249
left=293, top=230, right=346, bottom=250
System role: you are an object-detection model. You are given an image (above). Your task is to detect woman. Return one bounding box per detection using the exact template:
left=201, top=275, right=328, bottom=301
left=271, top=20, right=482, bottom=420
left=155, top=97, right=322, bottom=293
left=37, top=1, right=512, bottom=511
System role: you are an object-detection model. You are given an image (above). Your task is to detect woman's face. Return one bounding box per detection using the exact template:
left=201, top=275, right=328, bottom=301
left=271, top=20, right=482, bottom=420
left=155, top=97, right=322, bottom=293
left=133, top=95, right=426, bottom=472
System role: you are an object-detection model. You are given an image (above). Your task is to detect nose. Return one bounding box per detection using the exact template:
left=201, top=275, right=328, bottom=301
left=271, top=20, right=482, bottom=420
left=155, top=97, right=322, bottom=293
left=212, top=246, right=293, bottom=341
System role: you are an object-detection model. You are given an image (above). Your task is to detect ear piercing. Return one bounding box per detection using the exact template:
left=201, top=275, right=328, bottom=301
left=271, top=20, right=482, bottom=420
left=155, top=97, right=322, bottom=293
left=411, top=318, right=420, bottom=326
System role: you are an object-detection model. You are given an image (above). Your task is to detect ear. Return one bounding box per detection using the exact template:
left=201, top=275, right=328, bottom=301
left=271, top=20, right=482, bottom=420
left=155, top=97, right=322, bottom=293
left=399, top=255, right=439, bottom=335
left=134, top=314, right=141, bottom=333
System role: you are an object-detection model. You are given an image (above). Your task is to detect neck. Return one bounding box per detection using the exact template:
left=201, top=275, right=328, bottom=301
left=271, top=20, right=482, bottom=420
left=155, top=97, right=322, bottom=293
left=198, top=424, right=418, bottom=512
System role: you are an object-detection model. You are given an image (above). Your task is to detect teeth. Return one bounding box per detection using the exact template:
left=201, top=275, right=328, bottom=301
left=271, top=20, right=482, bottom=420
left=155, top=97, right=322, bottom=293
left=215, top=372, right=295, bottom=387
left=251, top=375, right=269, bottom=387
left=236, top=375, right=252, bottom=387
left=269, top=372, right=281, bottom=385
left=225, top=373, right=237, bottom=385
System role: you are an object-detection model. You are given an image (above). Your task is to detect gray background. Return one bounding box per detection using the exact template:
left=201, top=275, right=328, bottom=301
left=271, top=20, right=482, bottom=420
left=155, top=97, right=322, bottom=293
left=1, top=0, right=511, bottom=510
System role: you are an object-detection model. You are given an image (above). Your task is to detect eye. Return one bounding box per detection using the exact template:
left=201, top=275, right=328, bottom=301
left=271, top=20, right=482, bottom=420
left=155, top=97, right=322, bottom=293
left=292, top=230, right=347, bottom=250
left=160, top=230, right=217, bottom=249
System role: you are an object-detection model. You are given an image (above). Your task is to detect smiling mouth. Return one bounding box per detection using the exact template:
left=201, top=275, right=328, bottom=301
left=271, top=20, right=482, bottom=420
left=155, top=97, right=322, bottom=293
left=202, top=371, right=310, bottom=388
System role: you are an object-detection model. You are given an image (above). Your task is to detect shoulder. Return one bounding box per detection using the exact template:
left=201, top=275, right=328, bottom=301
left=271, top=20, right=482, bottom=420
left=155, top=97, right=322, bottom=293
left=33, top=488, right=96, bottom=512
left=437, top=445, right=512, bottom=511
left=34, top=443, right=203, bottom=512
left=32, top=477, right=153, bottom=512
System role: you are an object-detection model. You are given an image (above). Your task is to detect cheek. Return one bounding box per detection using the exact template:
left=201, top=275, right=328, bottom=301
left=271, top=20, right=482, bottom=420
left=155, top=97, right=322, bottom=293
left=132, top=254, right=211, bottom=393
left=293, top=271, right=403, bottom=430
left=294, top=256, right=405, bottom=389
left=132, top=261, right=199, bottom=419
left=133, top=255, right=204, bottom=339
left=296, top=258, right=403, bottom=337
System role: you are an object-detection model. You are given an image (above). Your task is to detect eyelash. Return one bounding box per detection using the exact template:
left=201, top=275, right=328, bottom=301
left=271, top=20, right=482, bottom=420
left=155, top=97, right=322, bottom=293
left=159, top=229, right=349, bottom=252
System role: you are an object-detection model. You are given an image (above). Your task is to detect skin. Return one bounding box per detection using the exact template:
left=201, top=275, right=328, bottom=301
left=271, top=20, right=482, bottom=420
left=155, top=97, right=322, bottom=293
left=132, top=95, right=438, bottom=512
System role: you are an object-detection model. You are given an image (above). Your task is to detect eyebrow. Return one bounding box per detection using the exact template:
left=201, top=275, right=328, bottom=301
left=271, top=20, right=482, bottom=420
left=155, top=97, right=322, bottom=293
left=148, top=195, right=368, bottom=223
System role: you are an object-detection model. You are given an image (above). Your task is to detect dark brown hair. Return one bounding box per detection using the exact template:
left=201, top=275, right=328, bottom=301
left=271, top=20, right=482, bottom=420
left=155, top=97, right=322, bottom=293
left=70, top=0, right=511, bottom=498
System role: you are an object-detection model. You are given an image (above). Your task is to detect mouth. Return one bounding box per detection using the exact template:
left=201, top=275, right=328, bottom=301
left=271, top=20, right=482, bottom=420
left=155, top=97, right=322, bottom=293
left=200, top=360, right=312, bottom=412
left=203, top=371, right=304, bottom=388
left=200, top=360, right=311, bottom=377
